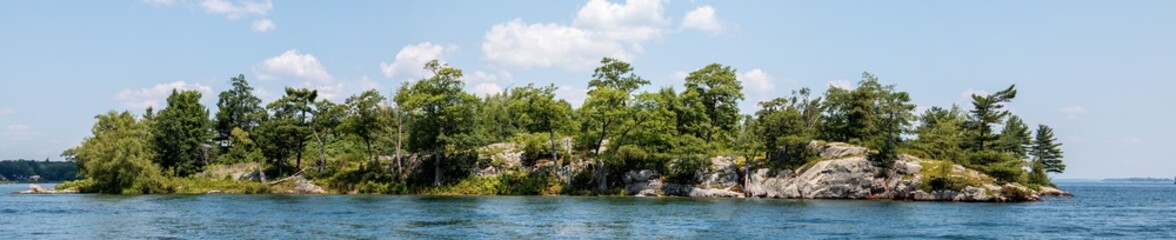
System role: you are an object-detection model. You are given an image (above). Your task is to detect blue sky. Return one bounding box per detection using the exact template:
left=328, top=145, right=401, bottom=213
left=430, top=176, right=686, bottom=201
left=1, top=0, right=1173, bottom=179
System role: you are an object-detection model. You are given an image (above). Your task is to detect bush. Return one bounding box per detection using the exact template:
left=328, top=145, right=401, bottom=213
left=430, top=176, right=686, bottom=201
left=1000, top=185, right=1032, bottom=201
left=666, top=155, right=708, bottom=184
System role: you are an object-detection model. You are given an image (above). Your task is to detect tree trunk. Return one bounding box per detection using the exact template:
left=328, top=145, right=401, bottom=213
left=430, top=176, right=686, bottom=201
left=366, top=138, right=375, bottom=167
left=549, top=127, right=558, bottom=167
left=434, top=151, right=442, bottom=187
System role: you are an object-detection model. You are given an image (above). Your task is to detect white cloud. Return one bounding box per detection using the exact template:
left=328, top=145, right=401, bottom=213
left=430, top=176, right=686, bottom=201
left=200, top=0, right=272, bottom=20
left=473, top=83, right=505, bottom=96
left=961, top=88, right=989, bottom=99
left=827, top=80, right=853, bottom=90
left=380, top=42, right=457, bottom=79
left=255, top=50, right=334, bottom=82
left=671, top=71, right=688, bottom=82
left=739, top=69, right=774, bottom=93
left=681, top=5, right=724, bottom=34
left=142, top=0, right=180, bottom=7
left=1059, top=106, right=1089, bottom=119
left=482, top=0, right=674, bottom=70
left=115, top=81, right=213, bottom=109
left=0, top=107, right=12, bottom=116
left=251, top=18, right=275, bottom=32
left=466, top=70, right=513, bottom=84
left=556, top=85, right=589, bottom=108
left=482, top=19, right=630, bottom=70
left=573, top=0, right=670, bottom=42
left=1, top=124, right=41, bottom=141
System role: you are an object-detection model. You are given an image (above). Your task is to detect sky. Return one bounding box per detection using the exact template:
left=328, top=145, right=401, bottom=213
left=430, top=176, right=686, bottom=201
left=1, top=0, right=1174, bottom=179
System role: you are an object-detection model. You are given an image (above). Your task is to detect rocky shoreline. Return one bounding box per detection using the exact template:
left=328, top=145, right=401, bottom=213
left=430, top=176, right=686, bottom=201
left=622, top=142, right=1071, bottom=202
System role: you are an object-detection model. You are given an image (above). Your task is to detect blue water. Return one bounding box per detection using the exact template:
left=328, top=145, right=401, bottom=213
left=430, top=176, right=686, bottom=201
left=0, top=182, right=1172, bottom=239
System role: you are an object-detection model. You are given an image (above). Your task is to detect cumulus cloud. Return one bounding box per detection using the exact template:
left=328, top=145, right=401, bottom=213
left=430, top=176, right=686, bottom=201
left=827, top=80, right=853, bottom=90
left=482, top=0, right=673, bottom=70
left=115, top=81, right=213, bottom=109
left=255, top=50, right=334, bottom=82
left=251, top=18, right=275, bottom=32
left=739, top=69, right=774, bottom=93
left=473, top=83, right=505, bottom=96
left=254, top=50, right=381, bottom=101
left=1059, top=105, right=1089, bottom=119
left=1, top=124, right=41, bottom=141
left=681, top=5, right=724, bottom=34
left=380, top=42, right=457, bottom=79
left=483, top=20, right=630, bottom=70
left=556, top=85, right=589, bottom=108
left=573, top=0, right=670, bottom=42
left=201, top=0, right=272, bottom=20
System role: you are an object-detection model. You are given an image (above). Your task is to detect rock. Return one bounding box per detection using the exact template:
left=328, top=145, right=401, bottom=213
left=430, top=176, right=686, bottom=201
left=795, top=157, right=877, bottom=199
left=15, top=184, right=73, bottom=194
left=811, top=142, right=868, bottom=159
left=697, top=156, right=739, bottom=189
left=478, top=143, right=524, bottom=173
left=954, top=186, right=993, bottom=202
left=1037, top=186, right=1073, bottom=197
left=293, top=178, right=326, bottom=194
left=913, top=190, right=957, bottom=201
left=206, top=190, right=223, bottom=194
left=623, top=170, right=662, bottom=196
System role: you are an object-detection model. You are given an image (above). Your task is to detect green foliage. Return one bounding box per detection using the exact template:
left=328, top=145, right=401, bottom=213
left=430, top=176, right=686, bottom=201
left=997, top=115, right=1032, bottom=159
left=666, top=155, right=708, bottom=184
left=918, top=160, right=981, bottom=192
left=256, top=87, right=318, bottom=175
left=214, top=74, right=266, bottom=153
left=215, top=127, right=264, bottom=164
left=911, top=106, right=967, bottom=161
left=397, top=60, right=482, bottom=186
left=70, top=111, right=166, bottom=193
left=151, top=90, right=213, bottom=177
left=1031, top=124, right=1065, bottom=174
left=684, top=63, right=744, bottom=144
left=340, top=90, right=388, bottom=163
left=0, top=160, right=78, bottom=182
left=508, top=84, right=574, bottom=162
left=965, top=84, right=1016, bottom=151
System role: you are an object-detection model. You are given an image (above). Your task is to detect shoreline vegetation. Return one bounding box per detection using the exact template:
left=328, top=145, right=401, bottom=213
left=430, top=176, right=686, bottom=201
left=49, top=58, right=1069, bottom=202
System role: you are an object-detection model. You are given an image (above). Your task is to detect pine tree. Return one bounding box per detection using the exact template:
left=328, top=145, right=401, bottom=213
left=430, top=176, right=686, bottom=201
left=1030, top=124, right=1065, bottom=174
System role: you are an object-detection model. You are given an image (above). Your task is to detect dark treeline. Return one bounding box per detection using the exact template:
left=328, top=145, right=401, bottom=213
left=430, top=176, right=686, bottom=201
left=0, top=159, right=78, bottom=182
left=61, top=58, right=1066, bottom=194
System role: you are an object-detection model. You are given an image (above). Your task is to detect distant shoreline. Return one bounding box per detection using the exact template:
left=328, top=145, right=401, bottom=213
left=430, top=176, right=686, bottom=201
left=1102, top=177, right=1173, bottom=182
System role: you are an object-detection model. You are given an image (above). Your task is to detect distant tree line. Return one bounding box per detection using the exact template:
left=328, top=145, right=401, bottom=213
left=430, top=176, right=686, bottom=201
left=62, top=57, right=1067, bottom=193
left=0, top=159, right=78, bottom=182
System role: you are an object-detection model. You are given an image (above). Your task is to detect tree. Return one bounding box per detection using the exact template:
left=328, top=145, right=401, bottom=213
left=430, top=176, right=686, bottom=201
left=510, top=84, right=573, bottom=164
left=870, top=83, right=915, bottom=169
left=213, top=74, right=265, bottom=151
left=256, top=88, right=317, bottom=176
left=1030, top=124, right=1065, bottom=174
left=310, top=99, right=344, bottom=173
left=68, top=111, right=164, bottom=193
left=997, top=115, right=1032, bottom=159
left=397, top=60, right=480, bottom=186
left=341, top=90, right=388, bottom=166
left=151, top=89, right=213, bottom=177
left=580, top=57, right=649, bottom=191
left=755, top=89, right=821, bottom=167
left=966, top=85, right=1016, bottom=151
left=912, top=106, right=967, bottom=161
left=683, top=63, right=744, bottom=144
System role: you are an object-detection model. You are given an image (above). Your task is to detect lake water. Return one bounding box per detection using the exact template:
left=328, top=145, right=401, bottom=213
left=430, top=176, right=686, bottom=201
left=1, top=181, right=1173, bottom=239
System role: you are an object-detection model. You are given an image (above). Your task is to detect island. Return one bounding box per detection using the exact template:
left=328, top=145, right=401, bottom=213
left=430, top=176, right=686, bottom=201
left=45, top=58, right=1070, bottom=202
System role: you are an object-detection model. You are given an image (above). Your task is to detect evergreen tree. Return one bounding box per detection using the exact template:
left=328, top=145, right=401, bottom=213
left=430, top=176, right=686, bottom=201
left=213, top=74, right=265, bottom=150
left=151, top=90, right=213, bottom=177
left=683, top=63, right=744, bottom=144
left=997, top=115, right=1032, bottom=159
left=966, top=85, right=1016, bottom=151
left=1031, top=124, right=1065, bottom=174
left=912, top=106, right=967, bottom=161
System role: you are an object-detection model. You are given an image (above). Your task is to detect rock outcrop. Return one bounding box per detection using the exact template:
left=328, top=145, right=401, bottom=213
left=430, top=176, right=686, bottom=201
left=621, top=141, right=1065, bottom=202
left=15, top=184, right=78, bottom=194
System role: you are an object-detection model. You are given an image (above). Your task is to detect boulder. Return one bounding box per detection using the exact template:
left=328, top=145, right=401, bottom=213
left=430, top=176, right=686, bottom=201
left=795, top=157, right=877, bottom=199
left=623, top=170, right=662, bottom=196
left=1037, top=186, right=1073, bottom=197
left=293, top=178, right=326, bottom=194
left=697, top=156, right=739, bottom=189
left=811, top=142, right=868, bottom=159
left=954, top=186, right=993, bottom=202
